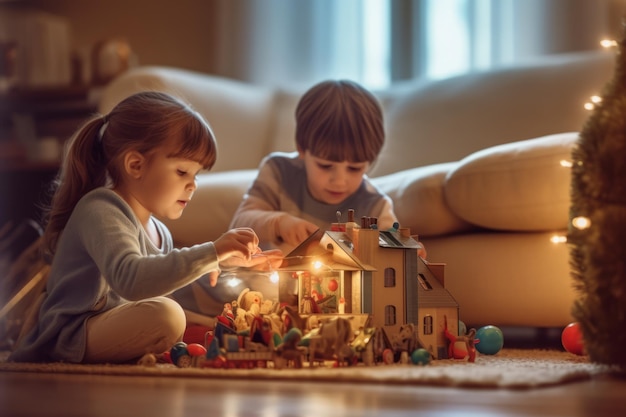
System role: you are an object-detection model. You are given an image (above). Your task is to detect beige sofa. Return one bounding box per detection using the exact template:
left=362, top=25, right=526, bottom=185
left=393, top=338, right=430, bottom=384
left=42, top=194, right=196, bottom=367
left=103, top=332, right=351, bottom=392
left=99, top=50, right=614, bottom=329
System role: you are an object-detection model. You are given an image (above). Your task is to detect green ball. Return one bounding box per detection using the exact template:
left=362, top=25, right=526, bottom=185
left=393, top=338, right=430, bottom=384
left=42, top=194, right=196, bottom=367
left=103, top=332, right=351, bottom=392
left=410, top=348, right=431, bottom=365
left=475, top=325, right=504, bottom=355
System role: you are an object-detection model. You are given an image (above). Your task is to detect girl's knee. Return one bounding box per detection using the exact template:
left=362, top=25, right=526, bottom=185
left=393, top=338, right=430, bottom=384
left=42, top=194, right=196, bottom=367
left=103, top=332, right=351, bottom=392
left=147, top=297, right=186, bottom=342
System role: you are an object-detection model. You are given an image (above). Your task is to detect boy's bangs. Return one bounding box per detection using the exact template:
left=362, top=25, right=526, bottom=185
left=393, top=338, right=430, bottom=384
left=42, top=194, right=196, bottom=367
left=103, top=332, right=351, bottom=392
left=311, top=139, right=367, bottom=162
left=309, top=124, right=373, bottom=163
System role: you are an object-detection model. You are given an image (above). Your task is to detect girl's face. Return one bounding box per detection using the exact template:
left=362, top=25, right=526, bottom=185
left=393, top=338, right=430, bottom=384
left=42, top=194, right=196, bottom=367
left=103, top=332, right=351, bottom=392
left=134, top=149, right=203, bottom=221
left=299, top=150, right=370, bottom=205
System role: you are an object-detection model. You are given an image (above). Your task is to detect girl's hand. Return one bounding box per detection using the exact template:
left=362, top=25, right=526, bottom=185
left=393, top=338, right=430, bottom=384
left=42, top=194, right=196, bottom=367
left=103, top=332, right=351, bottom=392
left=207, top=227, right=259, bottom=286
left=206, top=248, right=284, bottom=287
left=277, top=215, right=318, bottom=247
left=214, top=227, right=260, bottom=262
left=248, top=249, right=284, bottom=270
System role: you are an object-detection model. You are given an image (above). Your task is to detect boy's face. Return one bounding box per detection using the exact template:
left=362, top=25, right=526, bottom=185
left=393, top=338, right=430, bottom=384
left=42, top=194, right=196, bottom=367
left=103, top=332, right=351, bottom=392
left=299, top=150, right=370, bottom=205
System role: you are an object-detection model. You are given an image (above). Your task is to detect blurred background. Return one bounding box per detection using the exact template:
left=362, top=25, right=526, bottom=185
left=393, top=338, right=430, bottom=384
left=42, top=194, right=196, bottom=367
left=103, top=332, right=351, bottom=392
left=0, top=0, right=624, bottom=226
left=0, top=0, right=624, bottom=90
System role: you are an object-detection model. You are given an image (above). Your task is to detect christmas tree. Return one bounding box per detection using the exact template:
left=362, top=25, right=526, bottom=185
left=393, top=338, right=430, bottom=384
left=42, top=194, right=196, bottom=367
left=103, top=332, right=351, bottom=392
left=569, top=24, right=626, bottom=367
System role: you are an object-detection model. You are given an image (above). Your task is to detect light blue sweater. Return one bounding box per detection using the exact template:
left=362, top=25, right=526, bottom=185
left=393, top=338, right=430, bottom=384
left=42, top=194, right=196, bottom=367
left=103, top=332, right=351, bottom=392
left=9, top=188, right=218, bottom=363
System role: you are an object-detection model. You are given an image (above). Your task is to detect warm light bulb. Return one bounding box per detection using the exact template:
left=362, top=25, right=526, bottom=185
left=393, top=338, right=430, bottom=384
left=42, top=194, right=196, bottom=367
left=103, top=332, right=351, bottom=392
left=313, top=260, right=323, bottom=270
left=550, top=235, right=567, bottom=244
left=591, top=95, right=602, bottom=103
left=560, top=160, right=573, bottom=168
left=269, top=271, right=279, bottom=283
left=227, top=277, right=242, bottom=287
left=584, top=102, right=595, bottom=110
left=600, top=39, right=618, bottom=48
left=572, top=216, right=591, bottom=230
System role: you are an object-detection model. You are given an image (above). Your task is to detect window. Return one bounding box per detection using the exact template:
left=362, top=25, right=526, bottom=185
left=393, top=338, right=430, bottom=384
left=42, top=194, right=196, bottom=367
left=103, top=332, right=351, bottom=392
left=220, top=0, right=610, bottom=89
left=417, top=273, right=432, bottom=291
left=384, top=267, right=396, bottom=287
left=423, top=315, right=433, bottom=335
left=384, top=305, right=396, bottom=326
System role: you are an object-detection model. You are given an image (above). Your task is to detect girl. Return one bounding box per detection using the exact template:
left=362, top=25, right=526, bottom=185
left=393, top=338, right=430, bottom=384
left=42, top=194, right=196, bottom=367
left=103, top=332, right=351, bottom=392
left=9, top=91, right=281, bottom=364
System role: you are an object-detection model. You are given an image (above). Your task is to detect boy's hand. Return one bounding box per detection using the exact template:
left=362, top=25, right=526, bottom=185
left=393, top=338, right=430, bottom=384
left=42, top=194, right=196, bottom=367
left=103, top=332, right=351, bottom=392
left=277, top=215, right=318, bottom=247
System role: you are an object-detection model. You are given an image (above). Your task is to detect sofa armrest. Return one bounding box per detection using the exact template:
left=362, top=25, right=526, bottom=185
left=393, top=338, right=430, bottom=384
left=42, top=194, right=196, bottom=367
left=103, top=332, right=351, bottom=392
left=445, top=132, right=577, bottom=231
left=372, top=163, right=475, bottom=237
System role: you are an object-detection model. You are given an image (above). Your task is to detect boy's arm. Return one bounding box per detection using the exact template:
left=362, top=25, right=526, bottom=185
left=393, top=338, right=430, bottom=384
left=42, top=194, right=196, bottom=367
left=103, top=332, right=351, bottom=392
left=375, top=195, right=399, bottom=231
left=230, top=195, right=287, bottom=247
left=230, top=159, right=287, bottom=247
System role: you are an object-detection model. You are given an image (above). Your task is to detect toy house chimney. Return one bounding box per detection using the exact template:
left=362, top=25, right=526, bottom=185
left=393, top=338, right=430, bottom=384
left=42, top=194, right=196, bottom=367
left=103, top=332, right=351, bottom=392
left=349, top=223, right=378, bottom=268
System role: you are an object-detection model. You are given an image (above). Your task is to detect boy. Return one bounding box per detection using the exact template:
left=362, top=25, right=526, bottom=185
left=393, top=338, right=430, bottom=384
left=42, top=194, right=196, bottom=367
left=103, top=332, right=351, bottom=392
left=231, top=80, right=426, bottom=257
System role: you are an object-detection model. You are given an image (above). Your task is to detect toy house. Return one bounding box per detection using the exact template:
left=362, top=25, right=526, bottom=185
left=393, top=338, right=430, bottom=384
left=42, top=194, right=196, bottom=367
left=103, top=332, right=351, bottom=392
left=277, top=224, right=459, bottom=359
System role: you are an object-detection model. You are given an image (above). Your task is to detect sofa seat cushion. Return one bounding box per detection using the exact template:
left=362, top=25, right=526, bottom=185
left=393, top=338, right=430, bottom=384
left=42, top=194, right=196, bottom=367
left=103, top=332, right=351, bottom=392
left=372, top=163, right=476, bottom=237
left=422, top=230, right=575, bottom=327
left=444, top=132, right=577, bottom=231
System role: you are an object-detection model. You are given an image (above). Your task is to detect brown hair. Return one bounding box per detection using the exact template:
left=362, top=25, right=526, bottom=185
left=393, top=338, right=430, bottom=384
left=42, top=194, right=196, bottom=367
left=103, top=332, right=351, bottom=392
left=295, top=79, right=384, bottom=163
left=42, top=91, right=217, bottom=258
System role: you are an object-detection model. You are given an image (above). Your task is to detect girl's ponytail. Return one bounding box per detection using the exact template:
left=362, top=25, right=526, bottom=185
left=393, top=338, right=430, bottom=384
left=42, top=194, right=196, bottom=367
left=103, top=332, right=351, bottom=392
left=42, top=115, right=110, bottom=259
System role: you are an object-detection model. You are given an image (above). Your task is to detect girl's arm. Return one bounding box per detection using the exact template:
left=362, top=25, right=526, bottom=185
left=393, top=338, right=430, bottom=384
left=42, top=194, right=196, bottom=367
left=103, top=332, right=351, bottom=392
left=77, top=190, right=220, bottom=301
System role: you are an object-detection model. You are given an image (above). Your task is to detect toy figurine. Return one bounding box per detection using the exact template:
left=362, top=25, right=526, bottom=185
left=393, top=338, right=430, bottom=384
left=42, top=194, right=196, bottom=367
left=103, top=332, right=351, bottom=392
left=170, top=341, right=208, bottom=368
left=307, top=316, right=355, bottom=366
left=444, top=316, right=477, bottom=362
left=275, top=327, right=307, bottom=368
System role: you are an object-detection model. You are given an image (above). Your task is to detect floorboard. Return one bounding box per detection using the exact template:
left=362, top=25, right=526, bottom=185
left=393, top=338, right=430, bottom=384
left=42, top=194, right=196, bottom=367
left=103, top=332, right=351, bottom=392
left=1, top=371, right=625, bottom=417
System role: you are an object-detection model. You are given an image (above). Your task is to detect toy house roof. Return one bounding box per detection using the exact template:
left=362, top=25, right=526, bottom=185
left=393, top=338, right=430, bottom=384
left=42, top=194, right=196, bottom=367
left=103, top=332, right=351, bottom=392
left=416, top=266, right=459, bottom=308
left=278, top=229, right=371, bottom=271
left=278, top=228, right=422, bottom=272
left=377, top=230, right=421, bottom=249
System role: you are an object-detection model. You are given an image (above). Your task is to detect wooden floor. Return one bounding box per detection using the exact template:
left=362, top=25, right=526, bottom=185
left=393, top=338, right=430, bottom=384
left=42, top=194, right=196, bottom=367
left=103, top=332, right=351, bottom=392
left=2, top=328, right=625, bottom=417
left=1, top=370, right=625, bottom=417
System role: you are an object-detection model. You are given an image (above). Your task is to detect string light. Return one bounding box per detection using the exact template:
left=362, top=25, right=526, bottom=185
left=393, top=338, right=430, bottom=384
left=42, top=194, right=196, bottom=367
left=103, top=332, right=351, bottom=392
left=572, top=216, right=591, bottom=230
left=584, top=95, right=603, bottom=110
left=560, top=159, right=573, bottom=168
left=600, top=39, right=618, bottom=48
left=550, top=234, right=567, bottom=244
left=226, top=277, right=242, bottom=287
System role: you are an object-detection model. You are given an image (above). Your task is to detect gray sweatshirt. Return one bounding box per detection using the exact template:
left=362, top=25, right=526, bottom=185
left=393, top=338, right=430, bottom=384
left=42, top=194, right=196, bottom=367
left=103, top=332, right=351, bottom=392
left=9, top=188, right=218, bottom=363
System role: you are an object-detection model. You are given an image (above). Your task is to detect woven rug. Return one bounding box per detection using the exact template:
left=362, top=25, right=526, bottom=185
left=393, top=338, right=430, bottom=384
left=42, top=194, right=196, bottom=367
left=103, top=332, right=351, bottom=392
left=0, top=349, right=618, bottom=389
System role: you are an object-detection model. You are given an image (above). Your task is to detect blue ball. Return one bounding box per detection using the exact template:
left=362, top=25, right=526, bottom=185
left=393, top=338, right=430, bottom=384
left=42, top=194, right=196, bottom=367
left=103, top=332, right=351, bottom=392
left=410, top=348, right=431, bottom=365
left=475, top=325, right=504, bottom=355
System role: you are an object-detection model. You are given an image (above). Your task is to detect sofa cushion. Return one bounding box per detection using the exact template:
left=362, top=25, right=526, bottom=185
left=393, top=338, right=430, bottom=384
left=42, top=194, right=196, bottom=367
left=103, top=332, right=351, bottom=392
left=444, top=132, right=578, bottom=231
left=372, top=163, right=475, bottom=237
left=371, top=51, right=612, bottom=177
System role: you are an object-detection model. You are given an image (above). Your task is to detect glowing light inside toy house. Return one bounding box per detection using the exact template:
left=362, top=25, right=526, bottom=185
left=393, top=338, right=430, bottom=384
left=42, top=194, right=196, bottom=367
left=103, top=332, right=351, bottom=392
left=278, top=261, right=363, bottom=316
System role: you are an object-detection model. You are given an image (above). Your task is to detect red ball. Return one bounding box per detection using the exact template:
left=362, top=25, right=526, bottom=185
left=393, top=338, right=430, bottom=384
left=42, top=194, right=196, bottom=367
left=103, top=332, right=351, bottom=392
left=187, top=343, right=208, bottom=357
left=561, top=322, right=585, bottom=355
left=327, top=279, right=338, bottom=292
